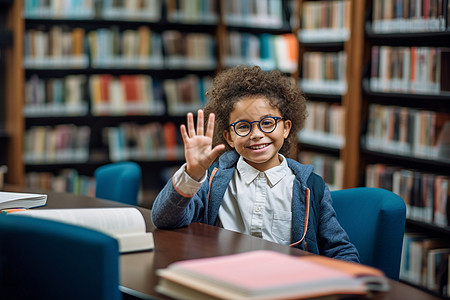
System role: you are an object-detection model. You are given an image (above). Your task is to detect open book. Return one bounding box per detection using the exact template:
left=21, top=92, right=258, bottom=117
left=12, top=207, right=153, bottom=254
left=0, top=192, right=47, bottom=210
left=156, top=250, right=389, bottom=300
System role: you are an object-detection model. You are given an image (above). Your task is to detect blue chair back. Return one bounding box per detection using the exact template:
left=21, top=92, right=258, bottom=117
left=0, top=214, right=121, bottom=300
left=331, top=187, right=406, bottom=280
left=94, top=161, right=141, bottom=206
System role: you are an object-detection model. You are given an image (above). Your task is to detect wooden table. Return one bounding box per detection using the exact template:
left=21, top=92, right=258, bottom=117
left=3, top=186, right=442, bottom=300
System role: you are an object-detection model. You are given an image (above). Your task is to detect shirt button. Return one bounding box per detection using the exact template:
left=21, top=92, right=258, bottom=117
left=254, top=206, right=261, bottom=213
left=259, top=173, right=265, bottom=178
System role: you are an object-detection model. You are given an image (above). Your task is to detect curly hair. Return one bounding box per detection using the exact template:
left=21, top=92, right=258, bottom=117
left=203, top=65, right=307, bottom=158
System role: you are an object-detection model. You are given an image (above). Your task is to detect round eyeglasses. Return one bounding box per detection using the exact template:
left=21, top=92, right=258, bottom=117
left=229, top=116, right=283, bottom=137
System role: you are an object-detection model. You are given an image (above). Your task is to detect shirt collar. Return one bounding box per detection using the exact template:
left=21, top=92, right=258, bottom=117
left=236, top=154, right=289, bottom=187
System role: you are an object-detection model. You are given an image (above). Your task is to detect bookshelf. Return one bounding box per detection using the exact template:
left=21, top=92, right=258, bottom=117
left=0, top=0, right=13, bottom=169
left=2, top=0, right=364, bottom=196
left=5, top=0, right=222, bottom=203
left=296, top=0, right=365, bottom=189
left=3, top=0, right=450, bottom=296
left=361, top=0, right=450, bottom=298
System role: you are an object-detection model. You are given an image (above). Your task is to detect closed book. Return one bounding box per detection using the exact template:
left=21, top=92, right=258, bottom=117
left=0, top=192, right=47, bottom=210
left=156, top=250, right=389, bottom=300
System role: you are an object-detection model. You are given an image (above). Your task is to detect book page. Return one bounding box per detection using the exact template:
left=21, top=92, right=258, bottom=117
left=117, top=232, right=154, bottom=253
left=0, top=192, right=47, bottom=209
left=0, top=192, right=46, bottom=202
left=13, top=207, right=145, bottom=236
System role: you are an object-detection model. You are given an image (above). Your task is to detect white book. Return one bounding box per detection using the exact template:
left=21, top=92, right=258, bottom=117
left=0, top=192, right=47, bottom=210
left=12, top=207, right=154, bottom=254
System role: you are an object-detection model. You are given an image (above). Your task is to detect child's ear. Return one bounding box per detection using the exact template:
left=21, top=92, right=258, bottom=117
left=283, top=120, right=292, bottom=139
left=223, top=130, right=234, bottom=148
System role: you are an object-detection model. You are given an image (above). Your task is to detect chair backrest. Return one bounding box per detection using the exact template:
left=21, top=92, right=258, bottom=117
left=0, top=214, right=121, bottom=300
left=331, top=187, right=406, bottom=280
left=94, top=161, right=141, bottom=206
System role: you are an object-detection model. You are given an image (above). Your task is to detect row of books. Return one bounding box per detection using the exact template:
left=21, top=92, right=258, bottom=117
left=162, top=30, right=216, bottom=70
left=24, top=27, right=87, bottom=68
left=24, top=75, right=88, bottom=117
left=24, top=27, right=217, bottom=70
left=91, top=74, right=210, bottom=116
left=300, top=51, right=347, bottom=94
left=163, top=75, right=212, bottom=116
left=24, top=74, right=211, bottom=117
left=89, top=74, right=164, bottom=116
left=88, top=26, right=163, bottom=69
left=299, top=0, right=351, bottom=42
left=298, top=151, right=343, bottom=191
left=101, top=0, right=161, bottom=21
left=26, top=169, right=96, bottom=198
left=364, top=104, right=450, bottom=160
left=400, top=232, right=450, bottom=297
left=23, top=0, right=96, bottom=19
left=104, top=122, right=184, bottom=162
left=371, top=0, right=448, bottom=33
left=365, top=163, right=449, bottom=227
left=24, top=0, right=221, bottom=23
left=165, top=0, right=218, bottom=24
left=23, top=0, right=161, bottom=22
left=24, top=125, right=90, bottom=164
left=222, top=0, right=284, bottom=28
left=23, top=0, right=289, bottom=26
left=224, top=32, right=298, bottom=73
left=370, top=46, right=449, bottom=94
left=298, top=102, right=345, bottom=149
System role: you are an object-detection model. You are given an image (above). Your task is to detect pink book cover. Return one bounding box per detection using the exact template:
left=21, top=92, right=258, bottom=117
left=167, top=250, right=381, bottom=297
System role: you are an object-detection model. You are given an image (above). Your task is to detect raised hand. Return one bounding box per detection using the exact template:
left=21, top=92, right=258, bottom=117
left=180, top=109, right=225, bottom=181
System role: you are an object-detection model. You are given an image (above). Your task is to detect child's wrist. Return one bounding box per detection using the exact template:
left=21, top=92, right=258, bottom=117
left=185, top=165, right=205, bottom=182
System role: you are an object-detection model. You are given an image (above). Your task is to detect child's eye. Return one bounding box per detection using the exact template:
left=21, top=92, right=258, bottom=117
left=261, top=119, right=275, bottom=127
left=236, top=122, right=250, bottom=130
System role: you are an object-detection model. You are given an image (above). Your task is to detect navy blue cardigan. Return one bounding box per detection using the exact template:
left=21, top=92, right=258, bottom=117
left=151, top=150, right=359, bottom=263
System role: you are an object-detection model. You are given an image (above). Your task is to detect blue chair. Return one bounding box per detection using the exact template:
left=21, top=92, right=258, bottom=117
left=0, top=214, right=121, bottom=300
left=94, top=161, right=141, bottom=206
left=331, top=187, right=406, bottom=280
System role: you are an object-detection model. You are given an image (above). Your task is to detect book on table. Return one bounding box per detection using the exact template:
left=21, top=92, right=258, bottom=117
left=10, top=207, right=153, bottom=254
left=156, top=250, right=389, bottom=300
left=0, top=192, right=47, bottom=210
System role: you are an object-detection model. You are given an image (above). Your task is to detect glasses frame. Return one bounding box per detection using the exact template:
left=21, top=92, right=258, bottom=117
left=229, top=116, right=283, bottom=137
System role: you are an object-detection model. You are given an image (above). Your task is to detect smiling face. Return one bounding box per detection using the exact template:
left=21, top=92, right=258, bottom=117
left=223, top=97, right=292, bottom=171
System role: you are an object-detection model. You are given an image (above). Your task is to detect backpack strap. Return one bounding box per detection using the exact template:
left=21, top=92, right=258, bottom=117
left=306, top=172, right=325, bottom=233
left=289, top=172, right=325, bottom=248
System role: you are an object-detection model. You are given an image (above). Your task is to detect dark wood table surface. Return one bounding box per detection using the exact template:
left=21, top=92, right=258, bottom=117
left=3, top=186, right=442, bottom=300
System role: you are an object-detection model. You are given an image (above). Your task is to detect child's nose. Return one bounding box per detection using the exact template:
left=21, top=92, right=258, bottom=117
left=249, top=123, right=265, bottom=138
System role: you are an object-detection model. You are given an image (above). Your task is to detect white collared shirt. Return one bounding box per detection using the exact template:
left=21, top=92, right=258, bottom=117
left=218, top=155, right=294, bottom=244
left=172, top=154, right=295, bottom=245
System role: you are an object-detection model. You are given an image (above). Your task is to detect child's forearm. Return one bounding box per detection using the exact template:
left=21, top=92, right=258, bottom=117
left=151, top=180, right=194, bottom=228
left=151, top=164, right=206, bottom=228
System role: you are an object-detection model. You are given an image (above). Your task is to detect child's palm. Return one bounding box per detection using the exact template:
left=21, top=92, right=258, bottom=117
left=181, top=110, right=224, bottom=181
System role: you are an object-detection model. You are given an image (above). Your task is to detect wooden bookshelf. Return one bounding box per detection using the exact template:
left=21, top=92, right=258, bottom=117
left=296, top=0, right=365, bottom=189
left=5, top=0, right=25, bottom=186
left=361, top=0, right=450, bottom=297
left=3, top=0, right=364, bottom=191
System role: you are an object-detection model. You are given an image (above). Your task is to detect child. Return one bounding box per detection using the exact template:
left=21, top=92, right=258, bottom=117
left=151, top=66, right=359, bottom=262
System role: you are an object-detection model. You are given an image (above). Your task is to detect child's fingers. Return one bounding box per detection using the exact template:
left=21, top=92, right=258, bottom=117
left=197, top=109, right=204, bottom=136
left=209, top=144, right=225, bottom=160
left=186, top=112, right=196, bottom=138
left=180, top=124, right=189, bottom=144
left=205, top=113, right=215, bottom=138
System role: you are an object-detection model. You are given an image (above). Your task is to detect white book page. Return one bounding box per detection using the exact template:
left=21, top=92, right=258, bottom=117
left=0, top=192, right=46, bottom=202
left=14, top=207, right=145, bottom=236
left=117, top=232, right=154, bottom=253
